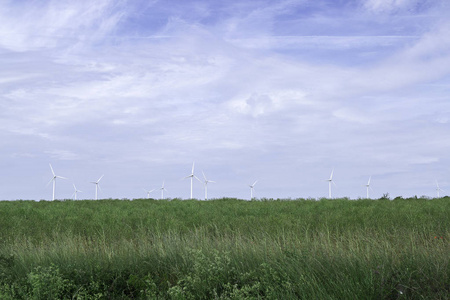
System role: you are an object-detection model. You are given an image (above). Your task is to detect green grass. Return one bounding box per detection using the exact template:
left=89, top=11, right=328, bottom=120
left=0, top=198, right=448, bottom=299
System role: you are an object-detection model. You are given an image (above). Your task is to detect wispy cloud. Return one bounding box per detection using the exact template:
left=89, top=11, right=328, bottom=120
left=1, top=0, right=450, bottom=200
left=0, top=0, right=124, bottom=52
left=45, top=150, right=81, bottom=161
left=364, top=0, right=426, bottom=13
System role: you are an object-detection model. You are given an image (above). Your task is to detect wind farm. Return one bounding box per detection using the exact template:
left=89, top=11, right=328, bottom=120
left=2, top=1, right=450, bottom=298
left=39, top=162, right=449, bottom=201
left=3, top=163, right=449, bottom=300
left=8, top=160, right=446, bottom=300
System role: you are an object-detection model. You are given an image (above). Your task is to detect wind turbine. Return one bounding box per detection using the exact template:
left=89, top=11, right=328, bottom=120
left=201, top=171, right=215, bottom=201
left=159, top=181, right=167, bottom=200
left=72, top=184, right=82, bottom=200
left=365, top=176, right=373, bottom=199
left=436, top=181, right=445, bottom=198
left=47, top=163, right=67, bottom=201
left=249, top=180, right=258, bottom=200
left=143, top=188, right=155, bottom=199
left=326, top=169, right=336, bottom=198
left=183, top=162, right=201, bottom=199
left=90, top=175, right=104, bottom=200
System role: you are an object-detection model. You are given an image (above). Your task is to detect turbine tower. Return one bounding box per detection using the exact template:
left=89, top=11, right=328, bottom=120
left=90, top=175, right=104, bottom=200
left=202, top=171, right=215, bottom=201
left=72, top=184, right=82, bottom=200
left=436, top=181, right=444, bottom=198
left=183, top=162, right=200, bottom=199
left=159, top=181, right=167, bottom=200
left=47, top=164, right=67, bottom=201
left=326, top=169, right=336, bottom=198
left=249, top=180, right=258, bottom=200
left=365, top=176, right=373, bottom=199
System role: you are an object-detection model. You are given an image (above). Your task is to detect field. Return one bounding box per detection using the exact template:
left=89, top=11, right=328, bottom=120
left=0, top=197, right=448, bottom=299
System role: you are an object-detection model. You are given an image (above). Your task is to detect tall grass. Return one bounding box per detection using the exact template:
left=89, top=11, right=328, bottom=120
left=0, top=198, right=448, bottom=299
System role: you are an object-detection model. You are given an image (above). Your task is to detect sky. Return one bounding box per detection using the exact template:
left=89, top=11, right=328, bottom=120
left=1, top=0, right=450, bottom=200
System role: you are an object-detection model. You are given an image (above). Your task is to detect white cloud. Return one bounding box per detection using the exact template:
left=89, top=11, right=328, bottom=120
left=1, top=0, right=450, bottom=200
left=0, top=0, right=125, bottom=52
left=364, top=0, right=420, bottom=13
left=227, top=90, right=307, bottom=117
left=228, top=35, right=419, bottom=51
left=332, top=108, right=373, bottom=124
left=45, top=150, right=81, bottom=161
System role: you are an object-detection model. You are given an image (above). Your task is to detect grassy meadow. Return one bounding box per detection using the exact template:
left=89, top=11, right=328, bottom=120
left=0, top=197, right=448, bottom=299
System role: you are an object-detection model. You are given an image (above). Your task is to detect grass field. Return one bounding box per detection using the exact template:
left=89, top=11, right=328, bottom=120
left=0, top=197, right=448, bottom=299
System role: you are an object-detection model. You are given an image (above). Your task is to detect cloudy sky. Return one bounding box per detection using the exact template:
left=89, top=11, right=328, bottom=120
left=1, top=0, right=450, bottom=200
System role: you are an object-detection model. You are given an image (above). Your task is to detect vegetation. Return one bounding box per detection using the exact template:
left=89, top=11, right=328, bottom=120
left=0, top=197, right=448, bottom=299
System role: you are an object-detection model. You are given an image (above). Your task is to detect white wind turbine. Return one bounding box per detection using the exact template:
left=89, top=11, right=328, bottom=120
left=249, top=180, right=258, bottom=200
left=90, top=175, right=104, bottom=200
left=183, top=162, right=201, bottom=199
left=72, top=184, right=82, bottom=200
left=436, top=181, right=445, bottom=198
left=201, top=171, right=215, bottom=201
left=159, top=181, right=167, bottom=200
left=326, top=169, right=336, bottom=198
left=143, top=188, right=155, bottom=199
left=47, top=164, right=67, bottom=201
left=365, top=176, right=373, bottom=199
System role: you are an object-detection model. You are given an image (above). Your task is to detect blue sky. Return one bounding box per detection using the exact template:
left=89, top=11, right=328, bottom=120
left=1, top=0, right=450, bottom=200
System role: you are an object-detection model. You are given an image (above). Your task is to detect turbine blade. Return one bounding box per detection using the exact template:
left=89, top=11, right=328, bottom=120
left=252, top=180, right=258, bottom=187
left=46, top=177, right=54, bottom=187
left=202, top=171, right=207, bottom=181
left=191, top=162, right=195, bottom=174
left=49, top=163, right=55, bottom=176
left=57, top=176, right=67, bottom=180
left=194, top=175, right=202, bottom=183
left=368, top=176, right=371, bottom=185
left=97, top=175, right=104, bottom=183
